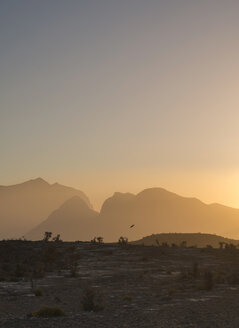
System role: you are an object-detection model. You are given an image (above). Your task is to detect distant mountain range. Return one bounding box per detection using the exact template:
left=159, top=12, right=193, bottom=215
left=0, top=178, right=91, bottom=238
left=26, top=196, right=98, bottom=241
left=132, top=233, right=239, bottom=248
left=95, top=188, right=239, bottom=241
left=2, top=179, right=239, bottom=242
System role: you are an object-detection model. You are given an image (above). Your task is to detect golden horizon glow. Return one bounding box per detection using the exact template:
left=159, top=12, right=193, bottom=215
left=1, top=1, right=239, bottom=213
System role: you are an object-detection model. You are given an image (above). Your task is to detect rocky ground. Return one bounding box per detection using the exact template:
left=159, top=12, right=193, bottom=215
left=1, top=241, right=239, bottom=327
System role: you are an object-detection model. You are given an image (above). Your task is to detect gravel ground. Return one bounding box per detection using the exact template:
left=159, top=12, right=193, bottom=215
left=1, top=243, right=239, bottom=327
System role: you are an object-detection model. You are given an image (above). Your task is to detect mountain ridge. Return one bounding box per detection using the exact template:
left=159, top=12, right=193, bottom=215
left=98, top=187, right=239, bottom=241
left=0, top=178, right=92, bottom=238
left=2, top=181, right=239, bottom=242
left=26, top=195, right=99, bottom=241
left=132, top=232, right=239, bottom=248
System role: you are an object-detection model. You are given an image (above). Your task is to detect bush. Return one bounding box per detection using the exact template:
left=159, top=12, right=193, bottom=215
left=33, top=305, right=65, bottom=317
left=81, top=285, right=104, bottom=312
left=43, top=232, right=52, bottom=242
left=10, top=276, right=19, bottom=282
left=34, top=288, right=43, bottom=297
left=141, top=256, right=148, bottom=262
left=168, top=288, right=177, bottom=296
left=192, top=262, right=199, bottom=279
left=204, top=270, right=214, bottom=290
left=180, top=241, right=187, bottom=248
left=123, top=295, right=132, bottom=301
left=206, top=244, right=213, bottom=249
left=226, top=272, right=239, bottom=285
left=118, top=236, right=128, bottom=247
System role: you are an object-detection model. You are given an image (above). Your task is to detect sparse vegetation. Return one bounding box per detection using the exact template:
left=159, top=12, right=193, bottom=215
left=123, top=295, right=132, bottom=301
left=43, top=232, right=52, bottom=242
left=203, top=270, right=214, bottom=290
left=97, top=236, right=104, bottom=244
left=118, top=236, right=128, bottom=247
left=192, top=262, right=199, bottom=279
left=168, top=288, right=177, bottom=296
left=34, top=288, right=43, bottom=297
left=0, top=240, right=82, bottom=283
left=180, top=241, right=187, bottom=248
left=91, top=236, right=104, bottom=244
left=53, top=234, right=62, bottom=242
left=1, top=239, right=239, bottom=327
left=33, top=305, right=65, bottom=317
left=81, top=285, right=104, bottom=312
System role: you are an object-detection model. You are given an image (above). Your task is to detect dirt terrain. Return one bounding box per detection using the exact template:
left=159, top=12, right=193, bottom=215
left=1, top=240, right=239, bottom=327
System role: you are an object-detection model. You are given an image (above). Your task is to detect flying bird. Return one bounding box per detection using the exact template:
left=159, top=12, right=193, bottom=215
left=130, top=224, right=135, bottom=228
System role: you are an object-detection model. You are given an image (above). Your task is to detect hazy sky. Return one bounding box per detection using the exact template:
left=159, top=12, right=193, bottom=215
left=1, top=0, right=239, bottom=210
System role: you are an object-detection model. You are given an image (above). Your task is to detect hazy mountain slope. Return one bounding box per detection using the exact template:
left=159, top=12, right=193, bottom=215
left=23, top=186, right=239, bottom=242
left=98, top=188, right=239, bottom=241
left=26, top=196, right=99, bottom=241
left=0, top=178, right=91, bottom=238
left=132, top=233, right=239, bottom=248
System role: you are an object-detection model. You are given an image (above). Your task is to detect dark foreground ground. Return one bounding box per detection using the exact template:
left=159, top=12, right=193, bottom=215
left=1, top=240, right=239, bottom=327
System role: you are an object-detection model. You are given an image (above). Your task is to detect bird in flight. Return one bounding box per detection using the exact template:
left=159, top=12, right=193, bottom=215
left=130, top=224, right=135, bottom=228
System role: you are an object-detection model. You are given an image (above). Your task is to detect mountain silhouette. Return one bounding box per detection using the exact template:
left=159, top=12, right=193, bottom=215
left=0, top=178, right=91, bottom=238
left=97, top=188, right=239, bottom=241
left=24, top=187, right=239, bottom=242
left=26, top=196, right=99, bottom=241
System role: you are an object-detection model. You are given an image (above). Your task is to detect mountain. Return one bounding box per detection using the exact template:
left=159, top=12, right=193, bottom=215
left=23, top=186, right=239, bottom=242
left=0, top=178, right=91, bottom=239
left=97, top=188, right=239, bottom=242
left=26, top=196, right=99, bottom=241
left=132, top=233, right=239, bottom=248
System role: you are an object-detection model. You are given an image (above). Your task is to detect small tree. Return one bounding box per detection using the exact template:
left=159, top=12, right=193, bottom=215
left=225, top=243, right=236, bottom=250
left=52, top=234, right=61, bottom=242
left=206, top=244, right=213, bottom=249
left=118, top=236, right=128, bottom=247
left=219, top=241, right=224, bottom=249
left=192, top=262, right=199, bottom=279
left=81, top=285, right=104, bottom=312
left=43, top=232, right=52, bottom=242
left=91, top=237, right=97, bottom=244
left=204, top=270, right=214, bottom=290
left=180, top=241, right=187, bottom=248
left=97, top=236, right=104, bottom=244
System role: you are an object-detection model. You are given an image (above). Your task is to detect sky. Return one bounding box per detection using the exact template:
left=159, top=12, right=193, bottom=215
left=1, top=0, right=239, bottom=210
